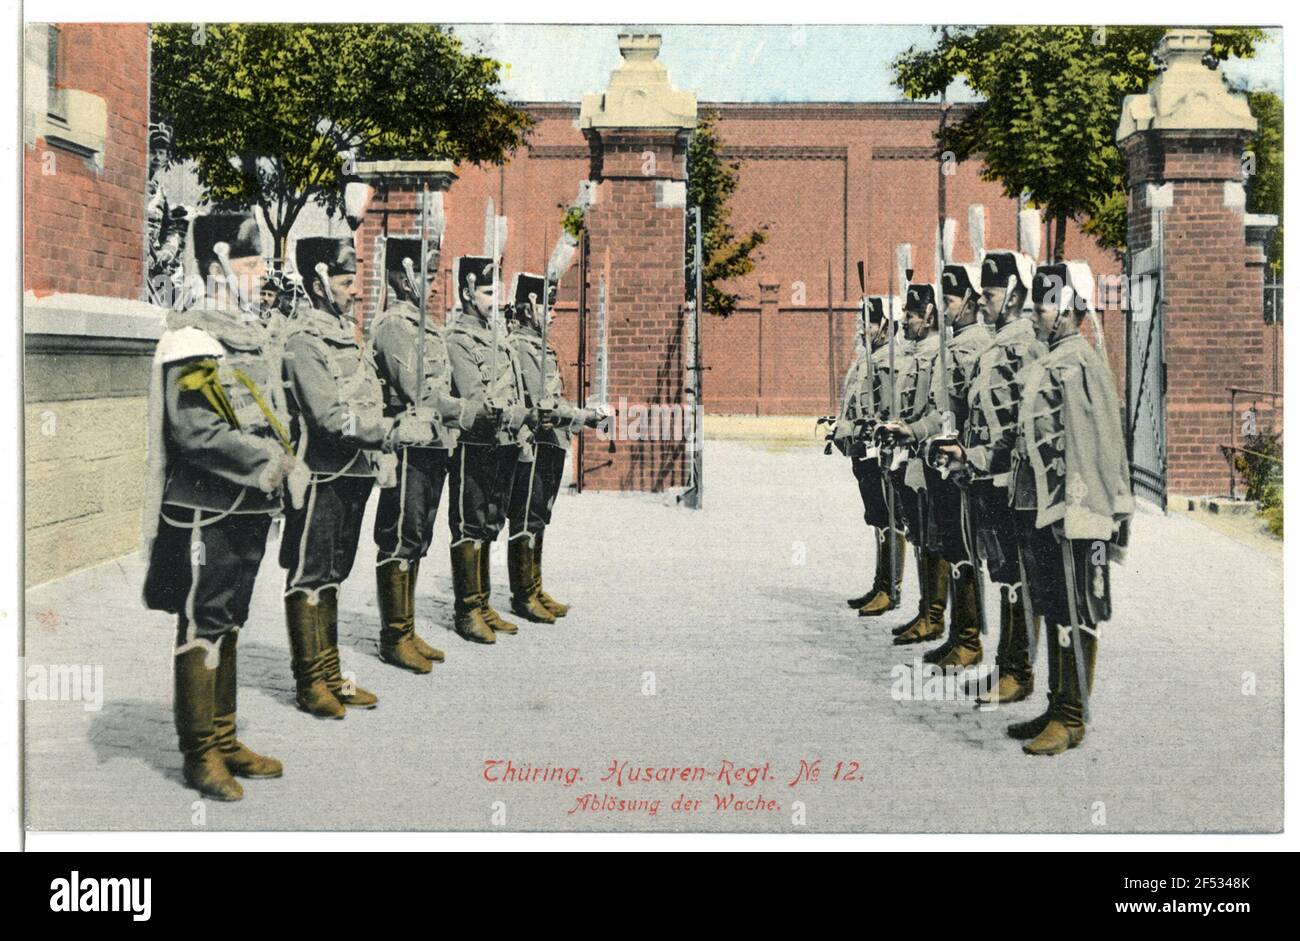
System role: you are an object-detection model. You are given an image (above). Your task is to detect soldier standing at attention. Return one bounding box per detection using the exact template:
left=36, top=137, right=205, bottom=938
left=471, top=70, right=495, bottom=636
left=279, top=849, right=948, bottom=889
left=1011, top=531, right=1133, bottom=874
left=370, top=238, right=487, bottom=672
left=504, top=273, right=608, bottom=623
left=280, top=236, right=432, bottom=718
left=143, top=212, right=293, bottom=801
left=885, top=264, right=994, bottom=668
left=960, top=251, right=1044, bottom=704
left=445, top=254, right=534, bottom=644
left=834, top=297, right=907, bottom=617
left=885, top=284, right=947, bottom=649
left=942, top=262, right=1133, bottom=754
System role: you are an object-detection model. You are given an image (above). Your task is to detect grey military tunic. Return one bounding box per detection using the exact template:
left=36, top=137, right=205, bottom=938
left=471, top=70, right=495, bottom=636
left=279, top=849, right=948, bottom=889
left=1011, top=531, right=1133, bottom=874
left=445, top=313, right=529, bottom=543
left=370, top=299, right=479, bottom=562
left=506, top=323, right=591, bottom=537
left=279, top=304, right=394, bottom=592
left=143, top=306, right=288, bottom=647
left=963, top=316, right=1046, bottom=582
left=905, top=321, right=993, bottom=563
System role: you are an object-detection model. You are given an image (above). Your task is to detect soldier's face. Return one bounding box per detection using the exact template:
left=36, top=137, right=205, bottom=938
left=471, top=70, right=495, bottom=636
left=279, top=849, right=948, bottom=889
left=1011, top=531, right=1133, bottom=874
left=327, top=273, right=358, bottom=315
left=228, top=254, right=268, bottom=300
left=904, top=306, right=930, bottom=340
left=467, top=283, right=495, bottom=318
left=982, top=286, right=1007, bottom=315
left=1032, top=302, right=1065, bottom=339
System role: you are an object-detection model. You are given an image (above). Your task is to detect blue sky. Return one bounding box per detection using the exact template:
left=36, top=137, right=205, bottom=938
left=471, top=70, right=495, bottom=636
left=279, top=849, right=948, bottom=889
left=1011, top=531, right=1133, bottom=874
left=453, top=24, right=1283, bottom=102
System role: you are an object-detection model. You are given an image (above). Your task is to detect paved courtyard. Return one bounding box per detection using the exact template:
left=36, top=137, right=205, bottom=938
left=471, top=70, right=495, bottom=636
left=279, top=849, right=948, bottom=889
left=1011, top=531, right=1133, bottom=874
left=23, top=435, right=1283, bottom=833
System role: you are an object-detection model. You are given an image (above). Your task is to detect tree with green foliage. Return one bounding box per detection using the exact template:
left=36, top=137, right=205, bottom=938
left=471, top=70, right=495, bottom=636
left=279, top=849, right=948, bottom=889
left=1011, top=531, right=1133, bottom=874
left=686, top=110, right=767, bottom=317
left=151, top=23, right=532, bottom=262
left=1244, top=90, right=1283, bottom=279
left=892, top=26, right=1264, bottom=260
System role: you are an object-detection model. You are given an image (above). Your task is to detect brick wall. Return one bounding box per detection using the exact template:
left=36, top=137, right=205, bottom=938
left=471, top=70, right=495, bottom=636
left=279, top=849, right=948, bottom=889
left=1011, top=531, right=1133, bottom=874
left=447, top=103, right=1125, bottom=419
left=23, top=24, right=155, bottom=586
left=24, top=23, right=149, bottom=299
left=1123, top=129, right=1274, bottom=497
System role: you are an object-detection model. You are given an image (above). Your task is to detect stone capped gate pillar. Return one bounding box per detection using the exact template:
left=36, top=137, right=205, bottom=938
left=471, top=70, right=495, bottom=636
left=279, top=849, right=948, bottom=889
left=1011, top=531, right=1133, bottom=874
left=579, top=33, right=697, bottom=492
left=1117, top=28, right=1272, bottom=498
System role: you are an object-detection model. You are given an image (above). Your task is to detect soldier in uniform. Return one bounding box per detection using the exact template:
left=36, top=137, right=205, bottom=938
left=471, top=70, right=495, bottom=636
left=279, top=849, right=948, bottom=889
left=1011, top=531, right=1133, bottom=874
left=834, top=296, right=906, bottom=617
left=960, top=251, right=1045, bottom=704
left=504, top=273, right=607, bottom=622
left=370, top=238, right=487, bottom=672
left=882, top=284, right=948, bottom=648
left=145, top=122, right=190, bottom=309
left=142, top=211, right=292, bottom=801
left=943, top=262, right=1133, bottom=754
left=445, top=255, right=534, bottom=644
left=279, top=236, right=432, bottom=718
left=885, top=265, right=994, bottom=668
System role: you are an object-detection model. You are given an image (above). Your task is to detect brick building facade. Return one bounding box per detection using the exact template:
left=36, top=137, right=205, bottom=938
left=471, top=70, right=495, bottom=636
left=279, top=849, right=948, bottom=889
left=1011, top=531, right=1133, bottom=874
left=20, top=25, right=1279, bottom=583
left=23, top=23, right=159, bottom=587
left=436, top=101, right=1127, bottom=418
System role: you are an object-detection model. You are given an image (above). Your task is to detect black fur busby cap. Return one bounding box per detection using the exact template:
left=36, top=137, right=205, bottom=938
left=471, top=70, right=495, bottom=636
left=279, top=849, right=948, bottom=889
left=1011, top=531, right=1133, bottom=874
left=1034, top=261, right=1095, bottom=312
left=148, top=122, right=173, bottom=149
left=295, top=237, right=357, bottom=283
left=1032, top=263, right=1092, bottom=312
left=193, top=212, right=261, bottom=273
left=941, top=263, right=981, bottom=299
left=981, top=251, right=1035, bottom=290
left=384, top=237, right=437, bottom=276
left=510, top=272, right=547, bottom=310
left=865, top=296, right=886, bottom=325
left=454, top=255, right=497, bottom=298
left=904, top=283, right=937, bottom=313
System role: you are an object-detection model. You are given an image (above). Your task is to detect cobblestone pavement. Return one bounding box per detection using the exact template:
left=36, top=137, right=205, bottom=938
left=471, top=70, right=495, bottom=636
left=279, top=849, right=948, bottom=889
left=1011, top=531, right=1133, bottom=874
left=23, top=438, right=1283, bottom=833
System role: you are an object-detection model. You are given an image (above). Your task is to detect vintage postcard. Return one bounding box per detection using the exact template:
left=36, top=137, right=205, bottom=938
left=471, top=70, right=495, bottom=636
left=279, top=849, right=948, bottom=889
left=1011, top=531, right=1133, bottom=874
left=16, top=11, right=1289, bottom=850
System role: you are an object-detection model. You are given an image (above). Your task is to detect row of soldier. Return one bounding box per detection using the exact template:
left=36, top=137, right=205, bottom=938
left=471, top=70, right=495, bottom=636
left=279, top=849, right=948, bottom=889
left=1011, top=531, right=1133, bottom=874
left=142, top=209, right=609, bottom=801
left=830, top=250, right=1134, bottom=755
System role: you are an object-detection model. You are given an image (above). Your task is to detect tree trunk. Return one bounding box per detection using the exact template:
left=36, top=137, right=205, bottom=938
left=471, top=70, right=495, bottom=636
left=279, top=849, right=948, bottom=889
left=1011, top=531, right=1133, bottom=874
left=1053, top=210, right=1068, bottom=262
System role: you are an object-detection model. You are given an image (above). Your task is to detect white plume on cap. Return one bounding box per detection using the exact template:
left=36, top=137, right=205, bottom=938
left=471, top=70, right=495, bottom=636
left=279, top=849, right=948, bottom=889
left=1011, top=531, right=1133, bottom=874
left=482, top=198, right=495, bottom=255
left=896, top=243, right=912, bottom=291
left=934, top=218, right=957, bottom=281
left=343, top=180, right=373, bottom=231
left=1064, top=260, right=1096, bottom=311
left=1019, top=207, right=1043, bottom=261
left=968, top=204, right=986, bottom=262
left=427, top=190, right=446, bottom=249
left=547, top=232, right=579, bottom=283
left=494, top=215, right=508, bottom=260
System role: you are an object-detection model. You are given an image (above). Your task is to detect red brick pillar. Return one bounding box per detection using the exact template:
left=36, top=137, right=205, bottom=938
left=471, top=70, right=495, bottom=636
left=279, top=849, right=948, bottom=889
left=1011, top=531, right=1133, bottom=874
left=757, top=281, right=780, bottom=415
left=578, top=33, right=697, bottom=491
left=353, top=160, right=457, bottom=332
left=1117, top=29, right=1273, bottom=497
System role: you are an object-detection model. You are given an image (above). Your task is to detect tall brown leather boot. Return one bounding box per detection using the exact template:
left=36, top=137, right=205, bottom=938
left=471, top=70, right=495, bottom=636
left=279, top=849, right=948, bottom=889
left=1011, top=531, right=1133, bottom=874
left=935, top=569, right=983, bottom=669
left=285, top=591, right=346, bottom=719
left=1008, top=621, right=1060, bottom=740
left=479, top=539, right=518, bottom=635
left=450, top=540, right=496, bottom=644
left=174, top=643, right=243, bottom=800
left=891, top=551, right=930, bottom=638
left=509, top=536, right=556, bottom=623
left=847, top=528, right=880, bottom=609
left=377, top=561, right=432, bottom=674
left=897, top=554, right=948, bottom=646
left=978, top=587, right=1036, bottom=704
left=534, top=530, right=569, bottom=617
left=859, top=529, right=905, bottom=617
left=1024, top=626, right=1095, bottom=756
left=213, top=631, right=282, bottom=779
left=320, top=586, right=378, bottom=708
left=407, top=560, right=444, bottom=663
